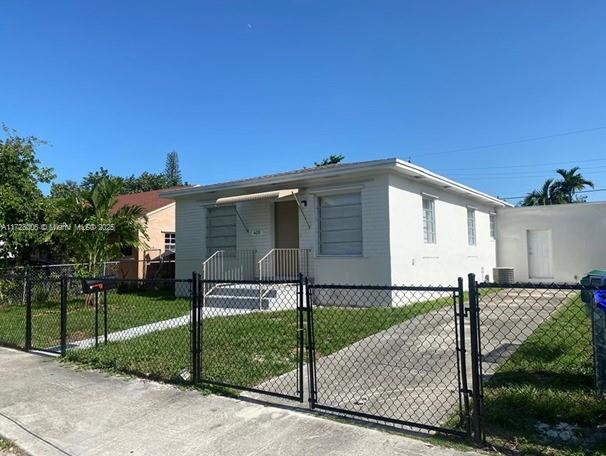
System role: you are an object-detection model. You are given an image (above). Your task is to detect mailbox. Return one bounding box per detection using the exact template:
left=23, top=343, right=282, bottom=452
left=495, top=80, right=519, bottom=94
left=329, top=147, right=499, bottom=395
left=81, top=276, right=118, bottom=294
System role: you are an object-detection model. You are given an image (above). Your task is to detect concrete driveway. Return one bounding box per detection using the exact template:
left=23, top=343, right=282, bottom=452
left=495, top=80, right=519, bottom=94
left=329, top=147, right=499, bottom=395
left=0, top=348, right=481, bottom=456
left=245, top=288, right=570, bottom=430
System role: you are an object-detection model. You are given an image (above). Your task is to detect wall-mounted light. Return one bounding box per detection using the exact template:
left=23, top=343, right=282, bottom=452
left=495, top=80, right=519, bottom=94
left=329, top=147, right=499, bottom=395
left=301, top=200, right=307, bottom=207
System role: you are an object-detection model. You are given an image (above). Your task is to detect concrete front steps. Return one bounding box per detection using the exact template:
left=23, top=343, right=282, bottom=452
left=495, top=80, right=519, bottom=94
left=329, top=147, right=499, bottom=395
left=204, top=284, right=297, bottom=311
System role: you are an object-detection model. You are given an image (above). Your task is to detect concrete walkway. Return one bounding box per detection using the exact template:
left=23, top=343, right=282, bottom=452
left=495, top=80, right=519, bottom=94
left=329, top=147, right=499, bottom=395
left=49, top=307, right=254, bottom=352
left=0, top=348, right=482, bottom=456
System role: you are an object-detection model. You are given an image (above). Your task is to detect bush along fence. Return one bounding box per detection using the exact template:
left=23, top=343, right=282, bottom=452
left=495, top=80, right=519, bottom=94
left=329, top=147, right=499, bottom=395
left=0, top=272, right=605, bottom=452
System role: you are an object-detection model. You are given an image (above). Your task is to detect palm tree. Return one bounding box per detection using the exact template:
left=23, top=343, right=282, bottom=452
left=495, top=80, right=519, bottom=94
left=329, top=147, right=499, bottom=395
left=52, top=178, right=149, bottom=275
left=521, top=178, right=556, bottom=206
left=520, top=167, right=594, bottom=206
left=315, top=154, right=345, bottom=167
left=553, top=167, right=594, bottom=203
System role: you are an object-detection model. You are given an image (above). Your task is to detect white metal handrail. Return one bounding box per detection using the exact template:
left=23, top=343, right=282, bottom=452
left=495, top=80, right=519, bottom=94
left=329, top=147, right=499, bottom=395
left=202, top=250, right=224, bottom=295
left=202, top=249, right=257, bottom=294
left=257, top=248, right=311, bottom=307
left=258, top=248, right=311, bottom=281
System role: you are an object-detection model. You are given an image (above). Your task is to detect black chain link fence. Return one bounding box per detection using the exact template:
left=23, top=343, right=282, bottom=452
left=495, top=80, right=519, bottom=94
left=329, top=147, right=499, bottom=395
left=0, top=272, right=29, bottom=349
left=1, top=272, right=604, bottom=452
left=63, top=278, right=193, bottom=384
left=195, top=278, right=304, bottom=401
left=306, top=282, right=470, bottom=436
left=474, top=280, right=606, bottom=453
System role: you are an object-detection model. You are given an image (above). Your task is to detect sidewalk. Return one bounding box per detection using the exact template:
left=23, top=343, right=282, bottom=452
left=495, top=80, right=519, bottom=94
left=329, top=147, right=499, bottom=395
left=0, top=348, right=482, bottom=456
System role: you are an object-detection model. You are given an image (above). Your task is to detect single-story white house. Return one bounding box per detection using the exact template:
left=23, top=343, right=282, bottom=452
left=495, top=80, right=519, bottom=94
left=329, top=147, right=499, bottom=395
left=496, top=202, right=606, bottom=283
left=161, top=158, right=511, bottom=289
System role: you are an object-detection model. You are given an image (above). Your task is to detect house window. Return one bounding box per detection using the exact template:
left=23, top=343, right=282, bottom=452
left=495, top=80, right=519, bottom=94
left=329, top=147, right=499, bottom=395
left=164, top=232, right=176, bottom=252
left=319, top=192, right=362, bottom=255
left=489, top=214, right=496, bottom=239
left=467, top=208, right=476, bottom=245
left=422, top=197, right=436, bottom=244
left=206, top=206, right=236, bottom=253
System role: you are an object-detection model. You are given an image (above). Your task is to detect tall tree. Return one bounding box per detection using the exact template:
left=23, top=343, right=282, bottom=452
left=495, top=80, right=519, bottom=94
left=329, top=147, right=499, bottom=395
left=553, top=167, right=594, bottom=203
left=50, top=179, right=80, bottom=199
left=0, top=126, right=55, bottom=263
left=520, top=167, right=594, bottom=206
left=122, top=172, right=170, bottom=193
left=315, top=154, right=345, bottom=167
left=521, top=179, right=556, bottom=206
left=164, top=151, right=182, bottom=186
left=51, top=178, right=148, bottom=274
left=80, top=167, right=122, bottom=191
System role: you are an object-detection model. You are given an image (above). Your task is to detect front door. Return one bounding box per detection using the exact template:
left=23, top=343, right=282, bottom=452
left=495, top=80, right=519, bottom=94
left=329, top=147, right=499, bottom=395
left=527, top=229, right=553, bottom=279
left=274, top=200, right=299, bottom=248
left=273, top=201, right=300, bottom=279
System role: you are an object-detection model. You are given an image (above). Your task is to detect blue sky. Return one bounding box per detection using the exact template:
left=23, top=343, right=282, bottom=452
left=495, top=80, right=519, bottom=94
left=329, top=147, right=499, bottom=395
left=1, top=1, right=605, bottom=202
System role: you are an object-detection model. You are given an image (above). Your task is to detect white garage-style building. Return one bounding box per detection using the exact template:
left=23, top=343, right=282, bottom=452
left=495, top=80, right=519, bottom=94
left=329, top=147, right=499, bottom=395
left=496, top=202, right=606, bottom=283
left=161, top=158, right=510, bottom=289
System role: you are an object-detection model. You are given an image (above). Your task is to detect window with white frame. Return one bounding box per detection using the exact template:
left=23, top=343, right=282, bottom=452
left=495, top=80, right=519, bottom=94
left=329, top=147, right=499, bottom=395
left=206, top=206, right=236, bottom=253
left=318, top=192, right=362, bottom=255
left=164, top=232, right=176, bottom=252
left=422, top=197, right=436, bottom=244
left=467, top=208, right=476, bottom=245
left=489, top=213, right=496, bottom=239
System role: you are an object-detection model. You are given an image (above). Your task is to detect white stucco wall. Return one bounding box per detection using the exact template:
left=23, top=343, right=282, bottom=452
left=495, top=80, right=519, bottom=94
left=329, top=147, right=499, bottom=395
left=174, top=195, right=205, bottom=281
left=388, top=174, right=498, bottom=287
left=173, top=170, right=502, bottom=290
left=173, top=175, right=392, bottom=288
left=297, top=174, right=392, bottom=286
left=496, top=202, right=606, bottom=283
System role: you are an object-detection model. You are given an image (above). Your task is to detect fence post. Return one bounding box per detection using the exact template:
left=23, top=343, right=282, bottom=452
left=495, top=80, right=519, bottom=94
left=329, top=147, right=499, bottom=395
left=25, top=273, right=32, bottom=351
left=457, top=277, right=471, bottom=437
left=467, top=273, right=484, bottom=444
left=198, top=273, right=204, bottom=383
left=94, top=291, right=99, bottom=348
left=103, top=289, right=108, bottom=344
left=297, top=273, right=305, bottom=402
left=305, top=277, right=316, bottom=409
left=60, top=277, right=67, bottom=356
left=191, top=272, right=200, bottom=384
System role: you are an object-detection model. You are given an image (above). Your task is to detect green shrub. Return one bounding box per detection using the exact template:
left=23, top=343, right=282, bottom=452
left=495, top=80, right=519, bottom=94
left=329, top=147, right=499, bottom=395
left=0, top=279, right=22, bottom=307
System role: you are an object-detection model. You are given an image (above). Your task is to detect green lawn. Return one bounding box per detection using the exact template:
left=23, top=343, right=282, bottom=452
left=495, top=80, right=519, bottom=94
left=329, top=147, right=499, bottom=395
left=0, top=288, right=190, bottom=350
left=65, top=293, right=458, bottom=387
left=482, top=295, right=606, bottom=455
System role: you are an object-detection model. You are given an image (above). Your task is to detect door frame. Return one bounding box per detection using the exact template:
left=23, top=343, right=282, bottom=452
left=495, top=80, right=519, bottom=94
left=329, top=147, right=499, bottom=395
left=526, top=229, right=554, bottom=280
left=273, top=199, right=300, bottom=249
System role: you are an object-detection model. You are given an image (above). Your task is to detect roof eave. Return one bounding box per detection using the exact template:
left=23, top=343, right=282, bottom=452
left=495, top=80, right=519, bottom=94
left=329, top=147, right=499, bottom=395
left=159, top=158, right=399, bottom=198
left=392, top=159, right=512, bottom=207
left=160, top=157, right=511, bottom=208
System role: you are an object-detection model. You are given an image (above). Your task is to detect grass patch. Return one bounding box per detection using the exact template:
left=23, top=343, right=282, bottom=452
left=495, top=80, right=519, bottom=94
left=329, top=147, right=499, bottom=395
left=66, top=293, right=458, bottom=388
left=0, top=438, right=23, bottom=455
left=0, top=289, right=189, bottom=350
left=482, top=295, right=606, bottom=455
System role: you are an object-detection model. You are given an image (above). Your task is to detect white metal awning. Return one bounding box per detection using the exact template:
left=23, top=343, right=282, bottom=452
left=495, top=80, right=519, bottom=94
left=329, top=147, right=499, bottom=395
left=214, top=188, right=299, bottom=206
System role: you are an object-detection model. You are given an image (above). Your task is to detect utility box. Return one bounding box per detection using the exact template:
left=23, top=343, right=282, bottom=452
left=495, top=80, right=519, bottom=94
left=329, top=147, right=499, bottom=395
left=580, top=270, right=606, bottom=395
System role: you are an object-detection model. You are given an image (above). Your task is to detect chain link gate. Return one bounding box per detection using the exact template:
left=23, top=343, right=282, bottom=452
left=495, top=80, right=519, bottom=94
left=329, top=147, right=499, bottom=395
left=305, top=279, right=475, bottom=438
left=192, top=274, right=306, bottom=402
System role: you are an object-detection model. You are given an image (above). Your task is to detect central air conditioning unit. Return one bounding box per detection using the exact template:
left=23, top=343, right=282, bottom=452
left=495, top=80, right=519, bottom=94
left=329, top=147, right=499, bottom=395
left=493, top=267, right=514, bottom=284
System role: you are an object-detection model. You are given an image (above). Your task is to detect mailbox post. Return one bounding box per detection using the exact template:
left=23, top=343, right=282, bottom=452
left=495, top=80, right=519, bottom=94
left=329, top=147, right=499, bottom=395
left=81, top=276, right=118, bottom=347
